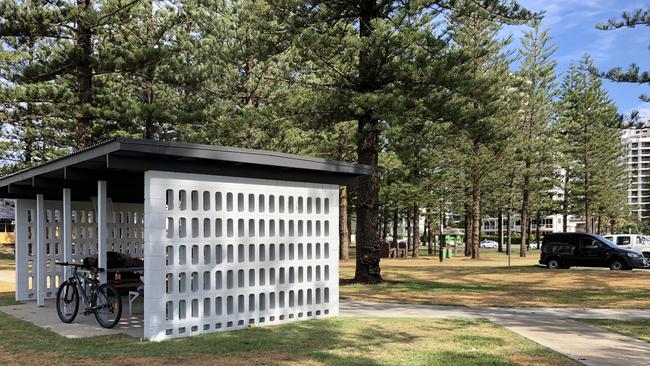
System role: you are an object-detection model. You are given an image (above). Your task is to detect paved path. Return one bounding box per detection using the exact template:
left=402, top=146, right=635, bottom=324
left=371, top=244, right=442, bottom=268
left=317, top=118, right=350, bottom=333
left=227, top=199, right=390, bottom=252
left=341, top=301, right=650, bottom=366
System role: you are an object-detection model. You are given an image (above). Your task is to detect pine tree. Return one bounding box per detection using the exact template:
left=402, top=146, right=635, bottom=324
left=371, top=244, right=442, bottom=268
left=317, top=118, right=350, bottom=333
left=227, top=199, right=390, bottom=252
left=265, top=0, right=532, bottom=281
left=597, top=7, right=650, bottom=106
left=556, top=55, right=626, bottom=233
left=515, top=20, right=558, bottom=256
left=443, top=12, right=517, bottom=259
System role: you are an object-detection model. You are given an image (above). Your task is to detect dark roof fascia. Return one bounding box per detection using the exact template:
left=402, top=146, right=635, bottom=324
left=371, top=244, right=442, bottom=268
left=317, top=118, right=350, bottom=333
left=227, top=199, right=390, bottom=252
left=0, top=138, right=372, bottom=189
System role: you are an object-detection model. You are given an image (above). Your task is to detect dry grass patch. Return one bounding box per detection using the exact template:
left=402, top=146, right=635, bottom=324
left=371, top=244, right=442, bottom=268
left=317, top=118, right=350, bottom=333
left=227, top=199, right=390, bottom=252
left=340, top=256, right=650, bottom=308
left=0, top=312, right=576, bottom=366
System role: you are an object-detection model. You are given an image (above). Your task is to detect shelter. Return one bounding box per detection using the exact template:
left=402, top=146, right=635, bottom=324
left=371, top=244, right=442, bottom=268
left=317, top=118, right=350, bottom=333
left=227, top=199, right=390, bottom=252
left=0, top=138, right=371, bottom=341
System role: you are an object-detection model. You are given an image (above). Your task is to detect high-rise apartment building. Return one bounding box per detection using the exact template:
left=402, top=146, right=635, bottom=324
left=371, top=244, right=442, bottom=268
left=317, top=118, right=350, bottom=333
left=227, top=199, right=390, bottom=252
left=622, top=128, right=650, bottom=221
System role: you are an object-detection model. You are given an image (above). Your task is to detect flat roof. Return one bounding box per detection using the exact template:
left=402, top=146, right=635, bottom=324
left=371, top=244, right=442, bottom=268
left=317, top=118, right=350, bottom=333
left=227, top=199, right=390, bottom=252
left=0, top=138, right=372, bottom=203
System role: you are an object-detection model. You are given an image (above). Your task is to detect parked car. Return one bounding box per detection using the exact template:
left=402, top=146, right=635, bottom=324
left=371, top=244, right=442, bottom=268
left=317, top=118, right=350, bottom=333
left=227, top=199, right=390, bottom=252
left=479, top=239, right=498, bottom=249
left=540, top=232, right=649, bottom=270
left=528, top=241, right=540, bottom=250
left=603, top=234, right=650, bottom=258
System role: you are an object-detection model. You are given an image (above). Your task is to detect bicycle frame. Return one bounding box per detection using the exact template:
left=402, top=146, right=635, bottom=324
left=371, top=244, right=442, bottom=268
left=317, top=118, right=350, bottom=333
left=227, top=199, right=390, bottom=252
left=65, top=268, right=98, bottom=309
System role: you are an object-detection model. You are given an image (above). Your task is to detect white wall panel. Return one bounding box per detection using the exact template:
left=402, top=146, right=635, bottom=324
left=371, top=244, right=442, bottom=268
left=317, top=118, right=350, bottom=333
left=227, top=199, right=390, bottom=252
left=144, top=171, right=339, bottom=341
left=14, top=199, right=143, bottom=301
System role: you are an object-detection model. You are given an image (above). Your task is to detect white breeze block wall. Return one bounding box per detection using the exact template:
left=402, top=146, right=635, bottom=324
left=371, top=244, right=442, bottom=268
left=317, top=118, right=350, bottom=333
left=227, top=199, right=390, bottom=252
left=15, top=199, right=143, bottom=301
left=144, top=171, right=340, bottom=341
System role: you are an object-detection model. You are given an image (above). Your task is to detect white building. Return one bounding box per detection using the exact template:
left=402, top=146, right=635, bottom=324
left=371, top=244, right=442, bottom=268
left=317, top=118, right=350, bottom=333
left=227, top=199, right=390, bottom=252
left=622, top=128, right=650, bottom=221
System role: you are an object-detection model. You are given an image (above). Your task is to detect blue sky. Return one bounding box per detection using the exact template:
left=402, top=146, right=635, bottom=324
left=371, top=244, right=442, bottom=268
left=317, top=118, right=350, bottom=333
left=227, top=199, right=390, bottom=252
left=511, top=0, right=650, bottom=118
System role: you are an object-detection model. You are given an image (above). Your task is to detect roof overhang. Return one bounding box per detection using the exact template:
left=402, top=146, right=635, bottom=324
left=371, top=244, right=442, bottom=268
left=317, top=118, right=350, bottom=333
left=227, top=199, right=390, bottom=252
left=0, top=138, right=373, bottom=203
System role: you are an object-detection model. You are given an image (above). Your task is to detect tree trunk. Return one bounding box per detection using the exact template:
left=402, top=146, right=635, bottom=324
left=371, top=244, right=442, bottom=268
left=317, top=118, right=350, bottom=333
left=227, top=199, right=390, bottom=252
left=382, top=207, right=389, bottom=243
left=339, top=186, right=350, bottom=261
left=464, top=203, right=471, bottom=257
left=497, top=210, right=504, bottom=253
left=520, top=173, right=529, bottom=258
left=585, top=201, right=592, bottom=233
left=412, top=201, right=420, bottom=258
left=427, top=214, right=433, bottom=255
left=506, top=209, right=512, bottom=255
left=406, top=208, right=411, bottom=253
left=597, top=214, right=602, bottom=235
left=562, top=169, right=569, bottom=231
left=75, top=0, right=94, bottom=150
left=392, top=208, right=398, bottom=257
left=610, top=219, right=615, bottom=234
left=471, top=180, right=481, bottom=259
left=535, top=211, right=541, bottom=247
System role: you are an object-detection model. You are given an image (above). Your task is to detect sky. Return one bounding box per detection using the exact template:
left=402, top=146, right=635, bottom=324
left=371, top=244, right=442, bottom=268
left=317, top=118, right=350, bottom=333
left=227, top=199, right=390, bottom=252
left=510, top=0, right=650, bottom=119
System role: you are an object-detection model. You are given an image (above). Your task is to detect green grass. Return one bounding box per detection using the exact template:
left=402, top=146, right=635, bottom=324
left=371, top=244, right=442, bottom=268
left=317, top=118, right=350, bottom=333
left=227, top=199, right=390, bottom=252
left=577, top=319, right=650, bottom=343
left=0, top=312, right=575, bottom=365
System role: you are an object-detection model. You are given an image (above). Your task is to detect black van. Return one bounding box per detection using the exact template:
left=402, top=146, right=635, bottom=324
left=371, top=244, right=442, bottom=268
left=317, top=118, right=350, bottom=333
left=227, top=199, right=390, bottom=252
left=540, top=232, right=649, bottom=270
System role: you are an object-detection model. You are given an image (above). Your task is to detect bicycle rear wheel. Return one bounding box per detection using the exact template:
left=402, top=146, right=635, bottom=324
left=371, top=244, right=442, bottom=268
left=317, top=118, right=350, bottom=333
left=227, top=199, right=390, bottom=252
left=92, top=283, right=122, bottom=328
left=56, top=281, right=79, bottom=323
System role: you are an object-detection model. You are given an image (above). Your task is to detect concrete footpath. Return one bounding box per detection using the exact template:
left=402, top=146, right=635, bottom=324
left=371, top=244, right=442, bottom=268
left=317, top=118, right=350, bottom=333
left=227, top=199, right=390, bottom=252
left=340, top=301, right=650, bottom=366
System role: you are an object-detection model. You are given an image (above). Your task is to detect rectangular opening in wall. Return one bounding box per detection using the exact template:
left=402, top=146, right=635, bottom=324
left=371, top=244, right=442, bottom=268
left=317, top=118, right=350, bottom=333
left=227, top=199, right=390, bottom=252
left=324, top=288, right=330, bottom=303
left=249, top=294, right=255, bottom=312
left=179, top=273, right=187, bottom=293
left=307, top=243, right=312, bottom=259
left=203, top=218, right=211, bottom=237
left=215, top=270, right=222, bottom=289
left=166, top=246, right=173, bottom=265
left=249, top=269, right=255, bottom=286
left=238, top=219, right=244, bottom=237
left=259, top=244, right=265, bottom=262
left=191, top=272, right=198, bottom=292
left=203, top=191, right=211, bottom=211
left=259, top=195, right=265, bottom=212
left=324, top=198, right=329, bottom=214
left=204, top=245, right=211, bottom=264
left=166, top=218, right=173, bottom=238
left=179, top=190, right=187, bottom=211
left=269, top=244, right=275, bottom=261
left=269, top=220, right=275, bottom=237
left=269, top=268, right=276, bottom=285
left=179, top=300, right=186, bottom=319
left=227, top=296, right=233, bottom=315
left=216, top=245, right=223, bottom=264
left=166, top=301, right=173, bottom=320
left=203, top=271, right=211, bottom=290
left=226, top=193, right=233, bottom=211
left=279, top=267, right=285, bottom=284
left=238, top=294, right=245, bottom=313
left=216, top=192, right=223, bottom=211
left=324, top=243, right=330, bottom=259
left=259, top=220, right=265, bottom=237
left=191, top=190, right=199, bottom=211
left=192, top=298, right=199, bottom=317
left=248, top=219, right=255, bottom=237
left=289, top=244, right=295, bottom=260
left=259, top=268, right=265, bottom=286
left=166, top=189, right=174, bottom=210
left=227, top=245, right=234, bottom=263
left=166, top=273, right=173, bottom=294
left=269, top=195, right=275, bottom=213
left=191, top=218, right=199, bottom=238
left=269, top=292, right=276, bottom=309
left=204, top=298, right=211, bottom=317
left=279, top=196, right=284, bottom=213
left=237, top=244, right=245, bottom=263
left=179, top=245, right=187, bottom=265
left=216, top=218, right=223, bottom=237
left=216, top=296, right=223, bottom=315
left=316, top=198, right=321, bottom=214
left=279, top=291, right=285, bottom=308
left=237, top=193, right=244, bottom=212
left=248, top=194, right=255, bottom=212
left=227, top=270, right=233, bottom=289
left=179, top=218, right=187, bottom=238
left=191, top=245, right=199, bottom=265
left=298, top=243, right=303, bottom=260
left=298, top=197, right=303, bottom=213
left=259, top=293, right=266, bottom=311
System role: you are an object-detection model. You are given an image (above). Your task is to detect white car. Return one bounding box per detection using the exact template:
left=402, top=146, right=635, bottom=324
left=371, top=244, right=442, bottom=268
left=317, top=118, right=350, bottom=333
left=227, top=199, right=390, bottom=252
left=479, top=239, right=498, bottom=249
left=528, top=241, right=540, bottom=250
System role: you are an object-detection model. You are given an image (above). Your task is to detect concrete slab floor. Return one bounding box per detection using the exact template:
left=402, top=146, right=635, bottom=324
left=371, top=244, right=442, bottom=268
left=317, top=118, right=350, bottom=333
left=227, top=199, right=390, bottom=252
left=1, top=297, right=144, bottom=339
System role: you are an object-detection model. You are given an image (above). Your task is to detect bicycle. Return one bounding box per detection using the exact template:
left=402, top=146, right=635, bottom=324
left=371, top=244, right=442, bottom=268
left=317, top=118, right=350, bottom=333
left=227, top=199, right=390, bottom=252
left=55, top=262, right=122, bottom=328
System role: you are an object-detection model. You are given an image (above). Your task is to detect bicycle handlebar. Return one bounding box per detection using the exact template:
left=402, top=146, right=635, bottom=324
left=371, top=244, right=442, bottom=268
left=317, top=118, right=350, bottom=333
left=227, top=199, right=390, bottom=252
left=55, top=262, right=105, bottom=273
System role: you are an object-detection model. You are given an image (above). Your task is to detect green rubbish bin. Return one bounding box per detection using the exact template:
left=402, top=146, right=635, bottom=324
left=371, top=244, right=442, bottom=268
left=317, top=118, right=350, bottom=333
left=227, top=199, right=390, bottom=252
left=446, top=247, right=453, bottom=258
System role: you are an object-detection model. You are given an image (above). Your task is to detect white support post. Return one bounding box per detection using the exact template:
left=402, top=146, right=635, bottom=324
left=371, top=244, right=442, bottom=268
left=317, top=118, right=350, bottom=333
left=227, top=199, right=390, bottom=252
left=35, top=194, right=45, bottom=307
left=62, top=188, right=72, bottom=280
left=97, top=181, right=107, bottom=284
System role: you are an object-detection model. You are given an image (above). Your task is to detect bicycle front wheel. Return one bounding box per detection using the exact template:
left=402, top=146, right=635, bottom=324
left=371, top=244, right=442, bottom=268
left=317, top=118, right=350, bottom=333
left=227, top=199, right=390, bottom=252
left=56, top=281, right=79, bottom=323
left=92, top=283, right=122, bottom=328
